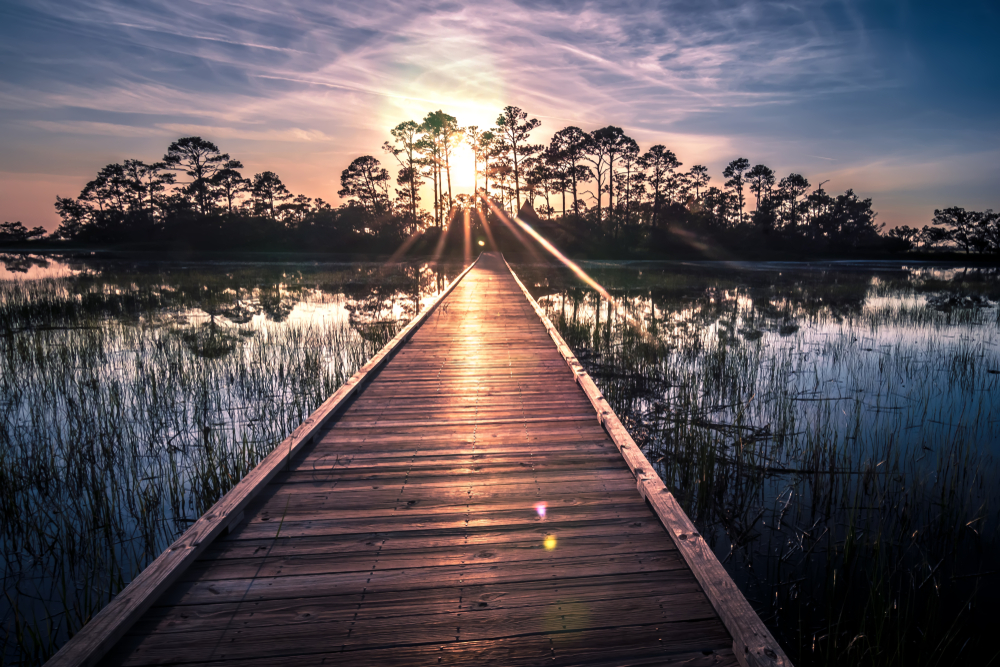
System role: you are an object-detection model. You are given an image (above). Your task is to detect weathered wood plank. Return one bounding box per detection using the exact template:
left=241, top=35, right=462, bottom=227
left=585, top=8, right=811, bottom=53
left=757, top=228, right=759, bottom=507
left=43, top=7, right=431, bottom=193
left=131, top=569, right=704, bottom=636
left=112, top=621, right=737, bottom=667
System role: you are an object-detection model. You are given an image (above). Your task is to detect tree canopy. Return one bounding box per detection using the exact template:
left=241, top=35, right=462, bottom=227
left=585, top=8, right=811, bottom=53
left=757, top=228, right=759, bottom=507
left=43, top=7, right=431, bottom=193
left=17, top=108, right=994, bottom=258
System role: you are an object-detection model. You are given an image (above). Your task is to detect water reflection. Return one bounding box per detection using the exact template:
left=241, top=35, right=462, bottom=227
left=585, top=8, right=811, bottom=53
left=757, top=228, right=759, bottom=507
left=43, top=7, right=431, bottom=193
left=517, top=260, right=1000, bottom=666
left=0, top=253, right=465, bottom=665
left=0, top=253, right=77, bottom=280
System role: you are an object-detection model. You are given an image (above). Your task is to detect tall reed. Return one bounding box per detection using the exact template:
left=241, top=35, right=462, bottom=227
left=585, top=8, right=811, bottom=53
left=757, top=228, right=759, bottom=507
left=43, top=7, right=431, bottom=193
left=524, top=261, right=1000, bottom=666
left=0, top=257, right=458, bottom=665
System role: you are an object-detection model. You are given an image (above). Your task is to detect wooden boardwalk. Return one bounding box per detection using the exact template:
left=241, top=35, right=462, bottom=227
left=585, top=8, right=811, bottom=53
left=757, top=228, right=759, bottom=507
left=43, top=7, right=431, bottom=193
left=51, top=253, right=788, bottom=667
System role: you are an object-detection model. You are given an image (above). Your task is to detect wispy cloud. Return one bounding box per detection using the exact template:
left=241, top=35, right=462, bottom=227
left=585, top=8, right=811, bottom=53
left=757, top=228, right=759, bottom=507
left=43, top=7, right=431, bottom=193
left=0, top=0, right=997, bottom=228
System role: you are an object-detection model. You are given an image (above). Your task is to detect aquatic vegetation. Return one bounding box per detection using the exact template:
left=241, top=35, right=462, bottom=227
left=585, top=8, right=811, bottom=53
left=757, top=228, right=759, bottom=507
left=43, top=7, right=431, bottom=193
left=525, top=261, right=1000, bottom=667
left=0, top=255, right=460, bottom=665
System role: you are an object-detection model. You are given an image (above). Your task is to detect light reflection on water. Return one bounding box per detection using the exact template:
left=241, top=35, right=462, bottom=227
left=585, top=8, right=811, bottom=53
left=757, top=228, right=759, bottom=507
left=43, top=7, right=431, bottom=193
left=0, top=253, right=81, bottom=280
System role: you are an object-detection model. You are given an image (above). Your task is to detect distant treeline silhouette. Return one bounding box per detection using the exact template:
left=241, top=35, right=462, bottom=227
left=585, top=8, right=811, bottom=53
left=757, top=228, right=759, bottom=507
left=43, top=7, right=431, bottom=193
left=3, top=106, right=997, bottom=257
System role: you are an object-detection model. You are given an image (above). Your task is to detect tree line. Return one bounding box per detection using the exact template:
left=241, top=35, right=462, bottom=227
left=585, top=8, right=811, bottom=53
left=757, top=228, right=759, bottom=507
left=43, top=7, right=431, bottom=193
left=2, top=105, right=996, bottom=257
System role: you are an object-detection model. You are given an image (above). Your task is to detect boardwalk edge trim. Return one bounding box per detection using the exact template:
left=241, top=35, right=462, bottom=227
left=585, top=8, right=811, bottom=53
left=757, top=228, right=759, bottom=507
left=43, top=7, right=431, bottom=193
left=503, top=256, right=792, bottom=667
left=44, top=256, right=481, bottom=667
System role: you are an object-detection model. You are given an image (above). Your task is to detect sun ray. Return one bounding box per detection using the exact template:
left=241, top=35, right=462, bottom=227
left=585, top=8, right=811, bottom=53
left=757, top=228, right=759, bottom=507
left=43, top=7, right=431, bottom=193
left=429, top=207, right=459, bottom=266
left=485, top=197, right=612, bottom=302
left=384, top=228, right=425, bottom=265
left=475, top=206, right=497, bottom=250
left=463, top=208, right=472, bottom=265
left=482, top=198, right=545, bottom=264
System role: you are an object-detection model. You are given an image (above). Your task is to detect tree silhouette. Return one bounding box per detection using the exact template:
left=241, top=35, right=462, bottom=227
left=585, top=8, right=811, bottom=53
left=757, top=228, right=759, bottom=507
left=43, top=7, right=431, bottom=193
left=549, top=127, right=591, bottom=216
left=723, top=158, right=750, bottom=225
left=251, top=171, right=292, bottom=220
left=475, top=129, right=498, bottom=202
left=0, top=221, right=46, bottom=242
left=36, top=111, right=991, bottom=259
left=642, top=146, right=682, bottom=228
left=339, top=156, right=390, bottom=217
left=590, top=126, right=631, bottom=219
left=162, top=137, right=231, bottom=214
left=53, top=196, right=89, bottom=239
left=930, top=207, right=993, bottom=254
left=383, top=121, right=424, bottom=222
left=211, top=160, right=248, bottom=215
left=688, top=165, right=710, bottom=199
left=616, top=138, right=642, bottom=227
left=525, top=158, right=555, bottom=216
left=80, top=163, right=129, bottom=214
left=747, top=164, right=775, bottom=212
left=495, top=106, right=542, bottom=212
left=122, top=159, right=173, bottom=218
left=422, top=111, right=462, bottom=221
left=463, top=125, right=483, bottom=207
left=415, top=111, right=459, bottom=227
left=777, top=173, right=809, bottom=229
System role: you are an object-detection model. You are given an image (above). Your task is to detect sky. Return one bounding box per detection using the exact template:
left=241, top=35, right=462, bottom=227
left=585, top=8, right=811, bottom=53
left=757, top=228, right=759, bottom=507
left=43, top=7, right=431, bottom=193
left=1, top=0, right=998, bottom=231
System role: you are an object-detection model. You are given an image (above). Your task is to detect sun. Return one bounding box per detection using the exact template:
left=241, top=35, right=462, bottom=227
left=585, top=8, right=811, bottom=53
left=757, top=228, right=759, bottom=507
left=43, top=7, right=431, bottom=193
left=449, top=143, right=477, bottom=192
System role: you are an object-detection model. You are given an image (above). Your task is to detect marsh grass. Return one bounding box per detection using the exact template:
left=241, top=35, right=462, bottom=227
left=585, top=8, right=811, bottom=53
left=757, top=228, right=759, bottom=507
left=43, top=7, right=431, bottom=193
left=525, top=262, right=1000, bottom=667
left=0, top=256, right=459, bottom=665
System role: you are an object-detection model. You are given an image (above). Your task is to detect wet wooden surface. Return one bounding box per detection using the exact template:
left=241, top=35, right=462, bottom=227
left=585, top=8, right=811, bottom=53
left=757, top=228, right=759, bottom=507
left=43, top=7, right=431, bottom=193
left=105, top=253, right=737, bottom=666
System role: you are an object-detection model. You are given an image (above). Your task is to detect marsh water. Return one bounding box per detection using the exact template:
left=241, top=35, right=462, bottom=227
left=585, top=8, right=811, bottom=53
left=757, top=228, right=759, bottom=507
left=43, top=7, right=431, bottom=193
left=0, top=253, right=465, bottom=664
left=2, top=253, right=998, bottom=666
left=516, top=260, right=1000, bottom=666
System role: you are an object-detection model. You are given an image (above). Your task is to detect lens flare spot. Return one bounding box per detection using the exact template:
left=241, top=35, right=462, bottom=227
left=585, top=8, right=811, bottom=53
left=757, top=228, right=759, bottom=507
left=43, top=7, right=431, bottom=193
left=478, top=240, right=485, bottom=246
left=534, top=502, right=547, bottom=519
left=544, top=534, right=557, bottom=550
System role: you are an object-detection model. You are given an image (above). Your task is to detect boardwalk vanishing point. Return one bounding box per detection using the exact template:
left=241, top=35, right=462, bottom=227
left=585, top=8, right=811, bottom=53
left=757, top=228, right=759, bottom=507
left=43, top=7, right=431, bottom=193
left=48, top=253, right=790, bottom=667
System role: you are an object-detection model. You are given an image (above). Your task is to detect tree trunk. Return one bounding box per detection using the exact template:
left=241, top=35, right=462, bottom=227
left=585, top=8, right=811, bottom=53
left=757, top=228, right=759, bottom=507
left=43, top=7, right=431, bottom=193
left=445, top=148, right=452, bottom=216
left=512, top=143, right=521, bottom=213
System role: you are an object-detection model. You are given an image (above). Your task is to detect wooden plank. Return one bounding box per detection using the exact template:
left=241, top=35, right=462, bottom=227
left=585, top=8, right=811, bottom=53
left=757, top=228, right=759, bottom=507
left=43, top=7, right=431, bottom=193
left=200, top=521, right=670, bottom=562
left=109, top=591, right=721, bottom=665
left=44, top=257, right=482, bottom=667
left=231, top=503, right=659, bottom=541
left=130, top=569, right=704, bottom=636
left=150, top=549, right=689, bottom=607
left=109, top=621, right=737, bottom=667
left=503, top=256, right=791, bottom=667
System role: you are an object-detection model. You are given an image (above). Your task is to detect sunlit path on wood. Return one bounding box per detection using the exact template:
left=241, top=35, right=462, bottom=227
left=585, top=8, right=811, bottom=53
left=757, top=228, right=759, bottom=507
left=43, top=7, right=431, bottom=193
left=50, top=253, right=788, bottom=667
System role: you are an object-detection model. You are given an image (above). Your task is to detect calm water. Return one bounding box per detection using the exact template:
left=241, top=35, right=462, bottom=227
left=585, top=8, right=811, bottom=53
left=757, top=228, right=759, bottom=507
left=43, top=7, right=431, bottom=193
left=2, top=253, right=999, bottom=666
left=0, top=253, right=464, bottom=665
left=514, top=259, right=1000, bottom=666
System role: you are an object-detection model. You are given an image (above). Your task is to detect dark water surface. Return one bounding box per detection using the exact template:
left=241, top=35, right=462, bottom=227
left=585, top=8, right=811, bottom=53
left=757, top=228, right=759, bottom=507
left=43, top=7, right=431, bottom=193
left=0, top=253, right=465, bottom=665
left=514, top=259, right=1000, bottom=666
left=2, top=254, right=998, bottom=666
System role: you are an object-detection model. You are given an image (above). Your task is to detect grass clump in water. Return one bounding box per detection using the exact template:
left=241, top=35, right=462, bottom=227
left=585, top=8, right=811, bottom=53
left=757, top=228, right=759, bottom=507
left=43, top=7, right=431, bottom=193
left=523, top=261, right=1000, bottom=667
left=0, top=256, right=461, bottom=665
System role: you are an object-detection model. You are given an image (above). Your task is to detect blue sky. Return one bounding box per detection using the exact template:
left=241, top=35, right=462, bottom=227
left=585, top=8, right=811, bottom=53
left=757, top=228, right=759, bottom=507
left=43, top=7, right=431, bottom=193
left=1, top=0, right=997, bottom=230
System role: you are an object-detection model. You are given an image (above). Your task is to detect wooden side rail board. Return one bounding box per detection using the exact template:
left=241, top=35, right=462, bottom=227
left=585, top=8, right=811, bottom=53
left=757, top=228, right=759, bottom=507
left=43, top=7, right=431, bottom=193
left=45, top=256, right=481, bottom=667
left=504, top=258, right=792, bottom=667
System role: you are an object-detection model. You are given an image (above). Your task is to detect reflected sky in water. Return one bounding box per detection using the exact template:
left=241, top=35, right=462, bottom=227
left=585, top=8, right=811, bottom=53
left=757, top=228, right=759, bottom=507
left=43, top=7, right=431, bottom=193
left=518, top=259, right=1000, bottom=661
